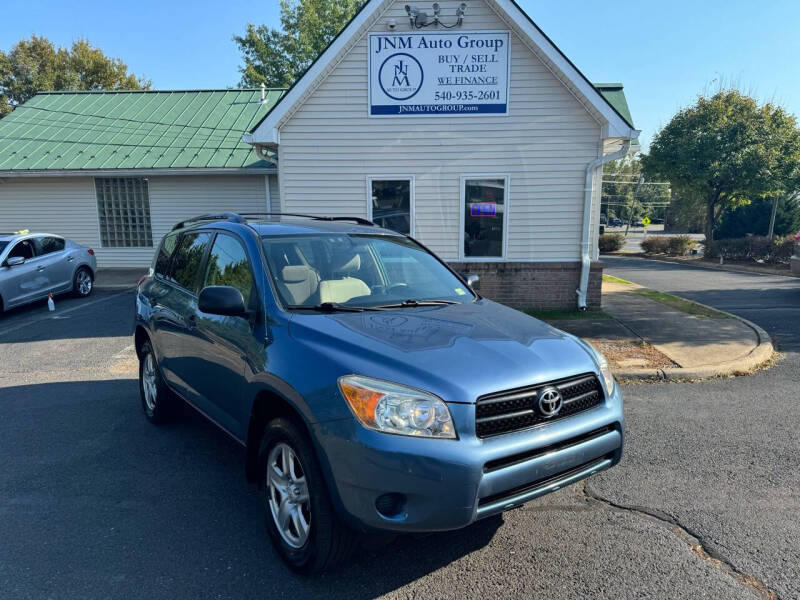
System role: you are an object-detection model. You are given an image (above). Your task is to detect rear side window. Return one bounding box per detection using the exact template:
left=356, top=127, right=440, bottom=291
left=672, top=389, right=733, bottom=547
left=38, top=237, right=65, bottom=255
left=170, top=232, right=212, bottom=293
left=154, top=233, right=179, bottom=278
left=203, top=234, right=255, bottom=306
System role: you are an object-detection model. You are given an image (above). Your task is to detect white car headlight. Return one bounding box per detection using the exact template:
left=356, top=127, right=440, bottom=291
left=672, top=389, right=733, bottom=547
left=589, top=345, right=615, bottom=395
left=338, top=375, right=456, bottom=439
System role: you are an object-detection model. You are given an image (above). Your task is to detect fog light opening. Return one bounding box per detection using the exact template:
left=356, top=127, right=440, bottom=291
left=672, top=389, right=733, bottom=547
left=375, top=493, right=406, bottom=518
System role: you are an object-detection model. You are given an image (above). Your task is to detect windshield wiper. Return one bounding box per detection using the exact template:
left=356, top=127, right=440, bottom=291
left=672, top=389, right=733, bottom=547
left=373, top=299, right=458, bottom=309
left=287, top=302, right=380, bottom=313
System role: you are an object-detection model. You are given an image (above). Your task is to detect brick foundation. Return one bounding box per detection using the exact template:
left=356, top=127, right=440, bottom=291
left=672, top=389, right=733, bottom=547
left=448, top=261, right=603, bottom=311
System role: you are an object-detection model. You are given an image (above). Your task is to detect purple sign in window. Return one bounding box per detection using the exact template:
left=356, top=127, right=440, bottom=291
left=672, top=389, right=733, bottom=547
left=470, top=202, right=497, bottom=217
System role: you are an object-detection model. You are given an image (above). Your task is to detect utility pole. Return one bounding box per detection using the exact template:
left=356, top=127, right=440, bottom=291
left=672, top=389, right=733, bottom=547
left=767, top=196, right=779, bottom=240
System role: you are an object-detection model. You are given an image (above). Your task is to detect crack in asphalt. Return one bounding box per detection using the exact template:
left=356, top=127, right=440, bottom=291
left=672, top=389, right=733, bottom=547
left=579, top=481, right=780, bottom=600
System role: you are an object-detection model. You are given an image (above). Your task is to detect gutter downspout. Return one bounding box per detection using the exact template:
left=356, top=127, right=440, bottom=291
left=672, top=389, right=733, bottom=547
left=577, top=139, right=632, bottom=310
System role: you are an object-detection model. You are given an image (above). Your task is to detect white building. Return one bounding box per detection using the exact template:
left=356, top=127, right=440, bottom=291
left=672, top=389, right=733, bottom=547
left=0, top=0, right=638, bottom=309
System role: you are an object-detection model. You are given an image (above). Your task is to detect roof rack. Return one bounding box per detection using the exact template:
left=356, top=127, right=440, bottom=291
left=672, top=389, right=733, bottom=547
left=172, top=213, right=246, bottom=231
left=237, top=213, right=377, bottom=227
left=171, top=212, right=377, bottom=232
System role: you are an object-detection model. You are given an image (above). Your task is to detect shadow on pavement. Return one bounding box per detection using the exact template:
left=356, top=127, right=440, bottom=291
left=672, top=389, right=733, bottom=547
left=0, top=290, right=134, bottom=344
left=0, top=378, right=502, bottom=599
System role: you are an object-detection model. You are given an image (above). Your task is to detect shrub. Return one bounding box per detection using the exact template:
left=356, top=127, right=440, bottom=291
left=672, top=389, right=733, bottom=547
left=640, top=236, right=670, bottom=254
left=704, top=235, right=795, bottom=264
left=667, top=235, right=696, bottom=256
left=598, top=233, right=626, bottom=253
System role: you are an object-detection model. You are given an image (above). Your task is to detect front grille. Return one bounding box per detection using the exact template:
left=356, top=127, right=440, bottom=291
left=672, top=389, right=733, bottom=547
left=475, top=373, right=604, bottom=438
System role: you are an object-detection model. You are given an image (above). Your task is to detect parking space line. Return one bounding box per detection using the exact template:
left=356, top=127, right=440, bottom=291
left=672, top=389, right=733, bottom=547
left=0, top=290, right=132, bottom=339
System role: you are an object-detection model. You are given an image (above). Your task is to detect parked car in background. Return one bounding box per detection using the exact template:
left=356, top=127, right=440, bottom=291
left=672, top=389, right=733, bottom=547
left=134, top=213, right=624, bottom=574
left=609, top=217, right=624, bottom=227
left=0, top=232, right=96, bottom=314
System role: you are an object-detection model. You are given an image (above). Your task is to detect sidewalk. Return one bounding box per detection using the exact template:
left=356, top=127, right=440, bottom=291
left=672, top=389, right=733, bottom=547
left=95, top=268, right=146, bottom=290
left=547, top=281, right=774, bottom=380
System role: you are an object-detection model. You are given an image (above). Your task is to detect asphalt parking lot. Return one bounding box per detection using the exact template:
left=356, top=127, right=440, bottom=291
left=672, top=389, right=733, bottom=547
left=1, top=264, right=797, bottom=599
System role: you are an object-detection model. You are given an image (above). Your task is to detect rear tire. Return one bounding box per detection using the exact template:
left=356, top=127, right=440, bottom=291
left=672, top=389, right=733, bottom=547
left=138, top=340, right=180, bottom=424
left=259, top=418, right=358, bottom=574
left=73, top=267, right=93, bottom=298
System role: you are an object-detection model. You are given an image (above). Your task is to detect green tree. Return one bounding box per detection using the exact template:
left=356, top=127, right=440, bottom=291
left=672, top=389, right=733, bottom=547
left=642, top=89, right=800, bottom=242
left=234, top=0, right=365, bottom=88
left=0, top=36, right=149, bottom=117
left=715, top=194, right=800, bottom=239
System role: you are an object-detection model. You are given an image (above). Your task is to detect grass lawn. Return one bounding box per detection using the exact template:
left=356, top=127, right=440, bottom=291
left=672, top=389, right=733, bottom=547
left=602, top=274, right=634, bottom=285
left=632, top=289, right=729, bottom=319
left=526, top=309, right=612, bottom=320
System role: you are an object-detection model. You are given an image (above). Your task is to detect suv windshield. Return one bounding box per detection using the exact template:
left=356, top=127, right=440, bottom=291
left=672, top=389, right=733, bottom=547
left=262, top=233, right=475, bottom=309
left=0, top=241, right=8, bottom=254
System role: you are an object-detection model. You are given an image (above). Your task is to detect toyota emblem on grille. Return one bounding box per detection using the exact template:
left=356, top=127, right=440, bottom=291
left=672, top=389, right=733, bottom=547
left=537, top=387, right=563, bottom=417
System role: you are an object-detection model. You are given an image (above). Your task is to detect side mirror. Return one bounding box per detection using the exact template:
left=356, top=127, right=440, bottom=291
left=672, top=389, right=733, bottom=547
left=464, top=273, right=480, bottom=290
left=198, top=285, right=248, bottom=317
left=6, top=256, right=25, bottom=267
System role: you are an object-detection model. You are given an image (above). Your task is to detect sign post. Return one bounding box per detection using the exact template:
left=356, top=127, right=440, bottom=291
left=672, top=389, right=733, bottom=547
left=368, top=31, right=510, bottom=116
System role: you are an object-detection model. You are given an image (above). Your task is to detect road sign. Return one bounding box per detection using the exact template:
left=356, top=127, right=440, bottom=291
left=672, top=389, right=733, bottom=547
left=642, top=216, right=651, bottom=227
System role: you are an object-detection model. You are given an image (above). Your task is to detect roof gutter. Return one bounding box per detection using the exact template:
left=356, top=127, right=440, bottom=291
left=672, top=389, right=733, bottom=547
left=577, top=138, right=634, bottom=310
left=0, top=167, right=277, bottom=178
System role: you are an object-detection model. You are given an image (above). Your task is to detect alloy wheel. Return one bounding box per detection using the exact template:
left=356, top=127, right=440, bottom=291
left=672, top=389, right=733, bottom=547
left=267, top=442, right=311, bottom=548
left=77, top=270, right=92, bottom=295
left=142, top=353, right=158, bottom=411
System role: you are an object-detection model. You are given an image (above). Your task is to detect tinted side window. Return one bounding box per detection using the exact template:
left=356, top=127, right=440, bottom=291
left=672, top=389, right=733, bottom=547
left=8, top=239, right=36, bottom=260
left=203, top=234, right=255, bottom=305
left=154, top=233, right=179, bottom=278
left=38, top=237, right=66, bottom=255
left=171, top=232, right=211, bottom=293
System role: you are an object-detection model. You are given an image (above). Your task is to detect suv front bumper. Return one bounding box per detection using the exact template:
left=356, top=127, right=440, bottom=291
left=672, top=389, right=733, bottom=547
left=313, top=384, right=624, bottom=533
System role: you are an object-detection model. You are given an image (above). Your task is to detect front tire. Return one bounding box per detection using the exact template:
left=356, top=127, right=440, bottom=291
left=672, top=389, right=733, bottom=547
left=138, top=340, right=180, bottom=424
left=73, top=266, right=93, bottom=298
left=259, top=418, right=357, bottom=574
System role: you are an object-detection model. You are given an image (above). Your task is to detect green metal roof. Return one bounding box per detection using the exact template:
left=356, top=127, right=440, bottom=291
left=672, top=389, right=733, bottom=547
left=0, top=89, right=285, bottom=172
left=593, top=83, right=635, bottom=129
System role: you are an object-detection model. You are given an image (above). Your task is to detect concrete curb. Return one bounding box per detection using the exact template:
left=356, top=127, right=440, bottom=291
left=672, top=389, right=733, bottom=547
left=612, top=300, right=775, bottom=381
left=606, top=253, right=798, bottom=279
left=94, top=284, right=137, bottom=291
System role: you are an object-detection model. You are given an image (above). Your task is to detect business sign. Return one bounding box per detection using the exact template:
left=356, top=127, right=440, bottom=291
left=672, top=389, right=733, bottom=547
left=470, top=202, right=497, bottom=217
left=368, top=31, right=510, bottom=116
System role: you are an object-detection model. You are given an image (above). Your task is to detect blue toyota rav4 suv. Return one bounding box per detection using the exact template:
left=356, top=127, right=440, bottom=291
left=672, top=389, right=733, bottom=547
left=134, top=213, right=624, bottom=573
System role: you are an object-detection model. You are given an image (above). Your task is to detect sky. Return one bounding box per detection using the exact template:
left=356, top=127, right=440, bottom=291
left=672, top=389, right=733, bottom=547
left=2, top=0, right=799, bottom=149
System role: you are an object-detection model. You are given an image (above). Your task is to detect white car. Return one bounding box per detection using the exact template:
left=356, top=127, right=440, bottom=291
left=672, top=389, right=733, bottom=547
left=0, top=232, right=97, bottom=314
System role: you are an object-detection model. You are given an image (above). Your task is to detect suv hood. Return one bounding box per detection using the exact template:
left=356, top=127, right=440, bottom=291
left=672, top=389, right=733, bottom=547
left=288, top=299, right=599, bottom=404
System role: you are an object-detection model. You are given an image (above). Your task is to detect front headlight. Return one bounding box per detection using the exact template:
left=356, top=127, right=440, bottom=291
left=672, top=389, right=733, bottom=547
left=589, top=345, right=615, bottom=395
left=338, top=375, right=456, bottom=439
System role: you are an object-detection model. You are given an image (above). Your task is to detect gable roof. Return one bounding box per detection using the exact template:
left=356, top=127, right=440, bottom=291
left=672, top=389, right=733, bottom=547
left=0, top=89, right=285, bottom=173
left=246, top=0, right=639, bottom=145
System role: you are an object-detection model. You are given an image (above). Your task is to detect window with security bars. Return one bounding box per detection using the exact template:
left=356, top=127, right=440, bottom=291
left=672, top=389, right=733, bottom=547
left=95, top=178, right=153, bottom=247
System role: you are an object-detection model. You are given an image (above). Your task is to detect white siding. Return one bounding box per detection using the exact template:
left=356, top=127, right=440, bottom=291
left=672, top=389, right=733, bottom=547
left=0, top=176, right=98, bottom=247
left=268, top=174, right=280, bottom=212
left=277, top=0, right=602, bottom=261
left=0, top=174, right=268, bottom=268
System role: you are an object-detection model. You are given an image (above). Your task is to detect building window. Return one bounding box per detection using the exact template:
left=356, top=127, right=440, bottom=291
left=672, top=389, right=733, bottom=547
left=462, top=177, right=508, bottom=259
left=368, top=177, right=413, bottom=235
left=95, top=177, right=153, bottom=247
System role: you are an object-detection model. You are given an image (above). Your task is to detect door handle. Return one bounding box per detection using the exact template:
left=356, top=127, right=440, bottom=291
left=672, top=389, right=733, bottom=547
left=67, top=256, right=75, bottom=262
left=37, top=266, right=45, bottom=272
